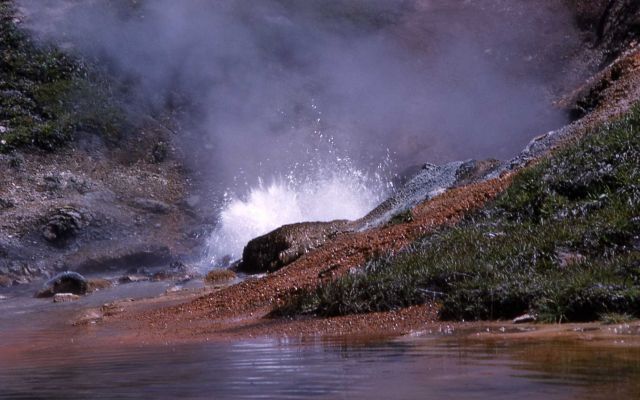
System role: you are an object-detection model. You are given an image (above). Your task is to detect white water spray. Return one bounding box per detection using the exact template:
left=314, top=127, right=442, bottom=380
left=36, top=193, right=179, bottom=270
left=206, top=157, right=390, bottom=268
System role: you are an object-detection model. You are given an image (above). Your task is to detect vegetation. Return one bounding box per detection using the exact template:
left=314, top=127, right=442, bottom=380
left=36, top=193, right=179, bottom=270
left=0, top=2, right=127, bottom=153
left=277, top=106, right=640, bottom=323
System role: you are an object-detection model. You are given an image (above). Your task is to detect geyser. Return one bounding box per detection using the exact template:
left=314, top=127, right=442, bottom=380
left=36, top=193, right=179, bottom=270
left=206, top=156, right=388, bottom=266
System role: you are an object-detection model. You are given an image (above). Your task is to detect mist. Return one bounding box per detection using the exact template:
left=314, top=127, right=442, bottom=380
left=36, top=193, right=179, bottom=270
left=17, top=0, right=583, bottom=179
left=15, top=0, right=586, bottom=261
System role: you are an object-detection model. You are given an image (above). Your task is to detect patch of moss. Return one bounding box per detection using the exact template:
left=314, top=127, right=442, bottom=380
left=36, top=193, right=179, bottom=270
left=277, top=106, right=640, bottom=323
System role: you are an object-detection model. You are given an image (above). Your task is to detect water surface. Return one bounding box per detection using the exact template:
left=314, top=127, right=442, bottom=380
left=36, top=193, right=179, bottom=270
left=1, top=285, right=639, bottom=399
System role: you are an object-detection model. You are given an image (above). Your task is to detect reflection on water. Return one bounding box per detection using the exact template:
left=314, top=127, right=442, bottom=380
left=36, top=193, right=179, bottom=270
left=1, top=334, right=639, bottom=399
left=1, top=285, right=639, bottom=399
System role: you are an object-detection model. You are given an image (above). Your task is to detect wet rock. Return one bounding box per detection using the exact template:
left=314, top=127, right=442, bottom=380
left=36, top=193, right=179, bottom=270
left=239, top=220, right=349, bottom=274
left=36, top=271, right=88, bottom=298
left=41, top=206, right=89, bottom=244
left=595, top=0, right=640, bottom=62
left=131, top=198, right=172, bottom=214
left=53, top=293, right=80, bottom=303
left=513, top=314, right=537, bottom=324
left=236, top=158, right=504, bottom=275
left=0, top=295, right=7, bottom=301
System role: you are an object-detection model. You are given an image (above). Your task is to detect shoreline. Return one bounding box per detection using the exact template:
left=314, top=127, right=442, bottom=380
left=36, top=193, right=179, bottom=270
left=69, top=284, right=640, bottom=347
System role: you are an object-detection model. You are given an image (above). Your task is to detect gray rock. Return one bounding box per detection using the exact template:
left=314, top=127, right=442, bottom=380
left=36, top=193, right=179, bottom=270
left=357, top=161, right=464, bottom=229
left=131, top=198, right=172, bottom=214
left=36, top=271, right=88, bottom=298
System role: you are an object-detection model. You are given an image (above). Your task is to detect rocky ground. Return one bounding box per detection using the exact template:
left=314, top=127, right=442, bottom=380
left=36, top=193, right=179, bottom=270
left=0, top=2, right=213, bottom=286
left=0, top=121, right=206, bottom=284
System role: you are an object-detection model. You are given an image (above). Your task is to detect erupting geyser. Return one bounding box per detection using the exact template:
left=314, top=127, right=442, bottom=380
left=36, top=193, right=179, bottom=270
left=206, top=157, right=389, bottom=267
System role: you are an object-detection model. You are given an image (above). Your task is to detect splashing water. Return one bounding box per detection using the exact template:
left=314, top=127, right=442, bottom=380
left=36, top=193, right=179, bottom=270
left=206, top=160, right=389, bottom=268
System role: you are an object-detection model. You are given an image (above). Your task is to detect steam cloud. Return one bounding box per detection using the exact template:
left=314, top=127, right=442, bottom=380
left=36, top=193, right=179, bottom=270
left=18, top=0, right=583, bottom=186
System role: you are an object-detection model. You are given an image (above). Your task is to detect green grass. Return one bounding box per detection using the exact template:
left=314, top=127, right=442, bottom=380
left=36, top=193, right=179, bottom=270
left=0, top=2, right=128, bottom=153
left=276, top=106, right=640, bottom=323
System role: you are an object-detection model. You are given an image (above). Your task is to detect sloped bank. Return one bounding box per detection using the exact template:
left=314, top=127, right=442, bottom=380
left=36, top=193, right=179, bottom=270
left=277, top=105, right=640, bottom=322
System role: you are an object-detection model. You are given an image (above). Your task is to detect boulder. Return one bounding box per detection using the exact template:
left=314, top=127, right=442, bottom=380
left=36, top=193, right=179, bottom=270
left=238, top=220, right=350, bottom=274
left=36, top=271, right=89, bottom=298
left=41, top=206, right=89, bottom=244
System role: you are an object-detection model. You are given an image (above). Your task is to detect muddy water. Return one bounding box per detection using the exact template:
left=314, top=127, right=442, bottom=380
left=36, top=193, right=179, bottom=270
left=1, top=287, right=639, bottom=399
left=2, top=336, right=639, bottom=399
